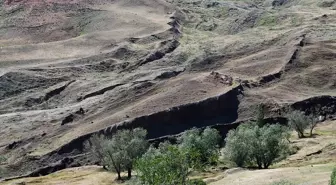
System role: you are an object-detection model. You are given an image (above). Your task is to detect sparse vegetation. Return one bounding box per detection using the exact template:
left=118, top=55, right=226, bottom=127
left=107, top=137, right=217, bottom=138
left=0, top=156, right=6, bottom=163
left=287, top=110, right=316, bottom=138
left=258, top=14, right=279, bottom=27
left=223, top=123, right=289, bottom=169
left=86, top=128, right=148, bottom=180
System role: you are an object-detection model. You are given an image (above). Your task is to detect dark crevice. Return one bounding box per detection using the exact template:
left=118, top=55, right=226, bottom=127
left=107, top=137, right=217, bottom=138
left=78, top=83, right=124, bottom=101
left=155, top=68, right=185, bottom=80
left=139, top=39, right=180, bottom=66
left=44, top=80, right=75, bottom=101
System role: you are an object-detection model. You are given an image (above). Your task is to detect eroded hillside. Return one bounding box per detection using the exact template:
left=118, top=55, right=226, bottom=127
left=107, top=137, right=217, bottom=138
left=0, top=0, right=335, bottom=178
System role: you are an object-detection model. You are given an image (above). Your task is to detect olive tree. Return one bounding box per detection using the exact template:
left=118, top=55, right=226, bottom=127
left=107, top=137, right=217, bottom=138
left=287, top=110, right=316, bottom=138
left=309, top=116, right=319, bottom=137
left=223, top=123, right=289, bottom=169
left=135, top=143, right=190, bottom=185
left=222, top=124, right=254, bottom=167
left=252, top=124, right=289, bottom=169
left=178, top=127, right=221, bottom=170
left=86, top=128, right=148, bottom=180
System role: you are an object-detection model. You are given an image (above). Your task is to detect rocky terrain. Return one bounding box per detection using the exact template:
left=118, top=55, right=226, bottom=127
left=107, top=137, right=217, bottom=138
left=0, top=0, right=335, bottom=178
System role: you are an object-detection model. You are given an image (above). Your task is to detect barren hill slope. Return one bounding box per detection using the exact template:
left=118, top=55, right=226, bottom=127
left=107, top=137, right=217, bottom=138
left=0, top=0, right=335, bottom=178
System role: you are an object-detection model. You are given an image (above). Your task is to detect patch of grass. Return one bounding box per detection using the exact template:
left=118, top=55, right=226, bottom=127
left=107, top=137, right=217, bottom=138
left=0, top=156, right=6, bottom=164
left=315, top=129, right=336, bottom=136
left=257, top=14, right=279, bottom=27
left=179, top=27, right=218, bottom=58
left=290, top=16, right=303, bottom=27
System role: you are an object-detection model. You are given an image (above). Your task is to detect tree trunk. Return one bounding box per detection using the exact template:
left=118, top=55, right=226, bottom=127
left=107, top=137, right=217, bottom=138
left=117, top=172, right=121, bottom=180
left=128, top=168, right=132, bottom=179
left=264, top=163, right=269, bottom=169
left=256, top=158, right=262, bottom=169
left=310, top=128, right=313, bottom=137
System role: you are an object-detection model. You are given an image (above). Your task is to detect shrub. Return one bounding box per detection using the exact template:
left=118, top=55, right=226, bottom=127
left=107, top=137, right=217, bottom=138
left=223, top=123, right=289, bottom=169
left=331, top=167, right=336, bottom=185
left=86, top=128, right=148, bottom=180
left=287, top=110, right=315, bottom=138
left=178, top=127, right=221, bottom=170
left=135, top=143, right=189, bottom=185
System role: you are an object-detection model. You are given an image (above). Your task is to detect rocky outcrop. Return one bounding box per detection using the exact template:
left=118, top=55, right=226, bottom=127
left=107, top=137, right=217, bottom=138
left=56, top=85, right=243, bottom=154
left=291, top=95, right=336, bottom=117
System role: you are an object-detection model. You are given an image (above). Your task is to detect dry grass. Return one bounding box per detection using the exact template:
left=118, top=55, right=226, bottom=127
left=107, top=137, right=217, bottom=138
left=276, top=120, right=336, bottom=167
left=208, top=163, right=335, bottom=185
left=0, top=166, right=118, bottom=185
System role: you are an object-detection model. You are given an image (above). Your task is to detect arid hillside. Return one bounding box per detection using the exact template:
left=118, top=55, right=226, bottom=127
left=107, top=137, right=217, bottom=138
left=1, top=120, right=335, bottom=185
left=0, top=0, right=335, bottom=178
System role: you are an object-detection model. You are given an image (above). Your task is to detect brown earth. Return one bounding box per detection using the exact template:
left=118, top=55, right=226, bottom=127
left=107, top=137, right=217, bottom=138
left=0, top=0, right=336, bottom=178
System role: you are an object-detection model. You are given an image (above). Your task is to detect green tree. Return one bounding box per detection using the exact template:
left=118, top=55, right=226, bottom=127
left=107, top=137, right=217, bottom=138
left=287, top=110, right=312, bottom=138
left=87, top=128, right=148, bottom=180
left=222, top=124, right=254, bottom=167
left=223, top=123, right=289, bottom=169
left=135, top=143, right=190, bottom=185
left=178, top=127, right=221, bottom=170
left=251, top=124, right=289, bottom=169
